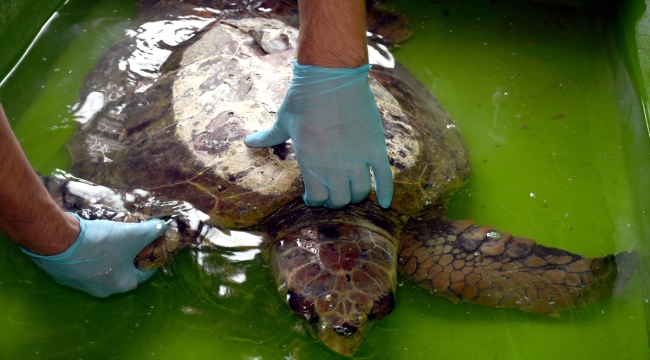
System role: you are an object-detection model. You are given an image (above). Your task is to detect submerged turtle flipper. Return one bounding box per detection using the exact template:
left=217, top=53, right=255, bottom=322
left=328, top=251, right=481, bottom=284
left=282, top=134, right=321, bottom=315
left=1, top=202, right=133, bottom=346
left=398, top=219, right=636, bottom=317
left=42, top=171, right=204, bottom=269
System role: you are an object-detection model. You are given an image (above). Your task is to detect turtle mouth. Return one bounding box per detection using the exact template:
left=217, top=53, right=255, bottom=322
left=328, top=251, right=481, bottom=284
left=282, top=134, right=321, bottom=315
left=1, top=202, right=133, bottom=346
left=285, top=288, right=396, bottom=356
left=332, top=323, right=358, bottom=336
left=309, top=291, right=395, bottom=356
left=306, top=319, right=371, bottom=357
left=285, top=290, right=371, bottom=356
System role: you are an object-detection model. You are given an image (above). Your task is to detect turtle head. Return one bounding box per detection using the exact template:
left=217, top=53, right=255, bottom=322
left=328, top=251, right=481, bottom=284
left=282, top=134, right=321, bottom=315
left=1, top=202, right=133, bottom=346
left=286, top=288, right=395, bottom=356
left=268, top=224, right=397, bottom=356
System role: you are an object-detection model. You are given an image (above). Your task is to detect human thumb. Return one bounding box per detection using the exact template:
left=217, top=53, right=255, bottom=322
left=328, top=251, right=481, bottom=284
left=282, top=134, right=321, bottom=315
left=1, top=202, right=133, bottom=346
left=97, top=218, right=168, bottom=259
left=244, top=123, right=290, bottom=148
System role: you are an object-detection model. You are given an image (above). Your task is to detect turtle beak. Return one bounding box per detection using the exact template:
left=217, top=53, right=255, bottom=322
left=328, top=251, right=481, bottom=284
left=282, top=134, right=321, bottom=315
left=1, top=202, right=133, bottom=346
left=299, top=290, right=395, bottom=356
left=306, top=319, right=371, bottom=357
left=283, top=288, right=395, bottom=356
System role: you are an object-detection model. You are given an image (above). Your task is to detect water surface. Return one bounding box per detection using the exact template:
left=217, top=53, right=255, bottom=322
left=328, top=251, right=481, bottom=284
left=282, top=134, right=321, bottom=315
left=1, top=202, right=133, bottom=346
left=0, top=0, right=648, bottom=359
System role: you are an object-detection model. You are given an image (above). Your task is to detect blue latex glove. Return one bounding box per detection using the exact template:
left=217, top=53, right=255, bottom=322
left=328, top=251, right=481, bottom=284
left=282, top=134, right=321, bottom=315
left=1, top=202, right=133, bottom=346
left=21, top=214, right=168, bottom=297
left=245, top=61, right=393, bottom=209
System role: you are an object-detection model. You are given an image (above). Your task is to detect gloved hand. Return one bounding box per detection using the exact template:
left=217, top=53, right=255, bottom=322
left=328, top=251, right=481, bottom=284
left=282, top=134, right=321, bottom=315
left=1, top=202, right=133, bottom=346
left=21, top=214, right=168, bottom=297
left=245, top=61, right=393, bottom=209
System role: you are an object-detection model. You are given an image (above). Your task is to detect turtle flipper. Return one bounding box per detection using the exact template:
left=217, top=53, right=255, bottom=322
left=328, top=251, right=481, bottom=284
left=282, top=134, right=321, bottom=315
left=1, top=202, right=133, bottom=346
left=42, top=171, right=202, bottom=269
left=398, top=219, right=636, bottom=317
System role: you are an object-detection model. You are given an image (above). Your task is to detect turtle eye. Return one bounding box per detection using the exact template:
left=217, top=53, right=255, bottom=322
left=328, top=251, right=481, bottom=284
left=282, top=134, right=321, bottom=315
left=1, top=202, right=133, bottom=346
left=287, top=290, right=319, bottom=323
left=332, top=323, right=358, bottom=337
left=368, top=292, right=395, bottom=320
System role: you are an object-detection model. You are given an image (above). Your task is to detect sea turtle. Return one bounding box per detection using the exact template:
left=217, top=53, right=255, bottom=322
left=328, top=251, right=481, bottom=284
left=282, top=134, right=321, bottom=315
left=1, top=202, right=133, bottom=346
left=44, top=0, right=635, bottom=356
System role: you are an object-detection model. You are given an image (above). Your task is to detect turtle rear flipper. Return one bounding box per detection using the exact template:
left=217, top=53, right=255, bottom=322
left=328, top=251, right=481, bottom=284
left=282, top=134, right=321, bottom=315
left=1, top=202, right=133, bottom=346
left=398, top=219, right=637, bottom=317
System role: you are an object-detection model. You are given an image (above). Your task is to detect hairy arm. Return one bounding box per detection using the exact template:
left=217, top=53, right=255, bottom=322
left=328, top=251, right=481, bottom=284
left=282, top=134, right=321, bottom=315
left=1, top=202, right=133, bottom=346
left=297, top=0, right=368, bottom=68
left=0, top=103, right=79, bottom=255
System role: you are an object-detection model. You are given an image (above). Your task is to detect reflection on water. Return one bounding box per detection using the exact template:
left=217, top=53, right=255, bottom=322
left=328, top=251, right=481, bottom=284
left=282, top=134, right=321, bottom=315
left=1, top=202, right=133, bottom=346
left=73, top=90, right=105, bottom=124
left=71, top=8, right=221, bottom=125
left=203, top=227, right=263, bottom=248
left=0, top=0, right=649, bottom=359
left=123, top=16, right=219, bottom=92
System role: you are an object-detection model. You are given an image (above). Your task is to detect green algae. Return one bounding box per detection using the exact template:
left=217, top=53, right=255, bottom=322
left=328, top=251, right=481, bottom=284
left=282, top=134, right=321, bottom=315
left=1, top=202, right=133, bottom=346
left=0, top=0, right=648, bottom=359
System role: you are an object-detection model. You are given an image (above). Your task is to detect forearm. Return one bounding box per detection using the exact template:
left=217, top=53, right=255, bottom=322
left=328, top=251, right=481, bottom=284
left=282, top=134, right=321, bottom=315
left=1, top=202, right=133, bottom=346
left=0, top=104, right=78, bottom=255
left=297, top=0, right=368, bottom=68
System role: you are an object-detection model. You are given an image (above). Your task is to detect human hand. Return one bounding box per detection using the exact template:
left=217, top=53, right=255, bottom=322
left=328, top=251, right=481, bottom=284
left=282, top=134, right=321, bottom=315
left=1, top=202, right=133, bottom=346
left=21, top=214, right=168, bottom=297
left=245, top=61, right=393, bottom=209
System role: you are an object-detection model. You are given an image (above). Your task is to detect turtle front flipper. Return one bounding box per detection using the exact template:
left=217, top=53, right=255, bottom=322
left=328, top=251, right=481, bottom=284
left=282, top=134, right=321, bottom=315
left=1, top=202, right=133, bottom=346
left=42, top=171, right=203, bottom=269
left=398, top=219, right=636, bottom=317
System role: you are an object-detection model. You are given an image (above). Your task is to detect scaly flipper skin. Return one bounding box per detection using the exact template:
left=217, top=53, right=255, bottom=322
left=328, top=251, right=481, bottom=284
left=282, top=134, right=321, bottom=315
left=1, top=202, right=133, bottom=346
left=398, top=219, right=636, bottom=317
left=41, top=173, right=201, bottom=269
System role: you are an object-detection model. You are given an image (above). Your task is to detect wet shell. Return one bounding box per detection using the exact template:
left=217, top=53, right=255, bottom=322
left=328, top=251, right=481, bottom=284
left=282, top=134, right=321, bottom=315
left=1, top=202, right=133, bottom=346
left=67, top=3, right=470, bottom=230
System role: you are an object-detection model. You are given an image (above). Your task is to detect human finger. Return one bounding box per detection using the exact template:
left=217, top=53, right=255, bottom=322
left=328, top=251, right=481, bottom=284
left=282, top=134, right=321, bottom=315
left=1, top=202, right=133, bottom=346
left=324, top=175, right=352, bottom=209
left=116, top=219, right=168, bottom=259
left=349, top=163, right=371, bottom=204
left=371, top=160, right=393, bottom=208
left=302, top=170, right=329, bottom=207
left=244, top=124, right=290, bottom=148
left=132, top=268, right=157, bottom=285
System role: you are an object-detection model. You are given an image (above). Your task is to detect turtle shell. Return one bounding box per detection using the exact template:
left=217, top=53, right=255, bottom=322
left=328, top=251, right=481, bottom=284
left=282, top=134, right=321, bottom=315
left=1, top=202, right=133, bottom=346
left=68, top=5, right=470, bottom=229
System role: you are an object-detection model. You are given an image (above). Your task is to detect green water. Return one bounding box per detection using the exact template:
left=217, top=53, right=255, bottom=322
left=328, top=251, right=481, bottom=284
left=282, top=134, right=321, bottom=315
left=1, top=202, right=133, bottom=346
left=1, top=0, right=649, bottom=359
